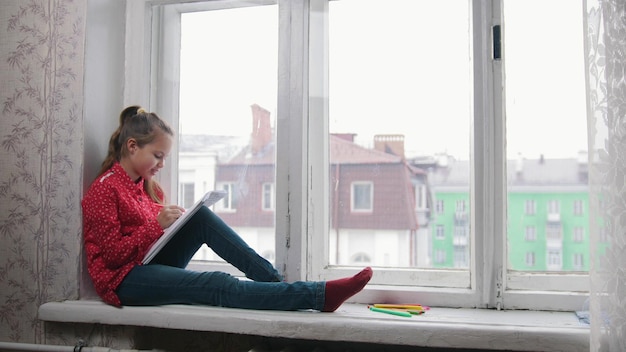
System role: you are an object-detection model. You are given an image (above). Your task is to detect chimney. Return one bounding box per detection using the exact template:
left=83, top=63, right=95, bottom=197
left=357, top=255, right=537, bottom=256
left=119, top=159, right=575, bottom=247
left=374, top=134, right=405, bottom=159
left=250, top=104, right=272, bottom=155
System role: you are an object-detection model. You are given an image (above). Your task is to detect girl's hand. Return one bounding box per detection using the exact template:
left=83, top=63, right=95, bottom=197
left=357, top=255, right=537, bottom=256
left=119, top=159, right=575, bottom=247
left=157, top=205, right=186, bottom=229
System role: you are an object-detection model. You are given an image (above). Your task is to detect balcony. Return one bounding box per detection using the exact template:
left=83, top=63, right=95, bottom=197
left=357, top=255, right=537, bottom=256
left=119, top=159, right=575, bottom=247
left=547, top=212, right=561, bottom=223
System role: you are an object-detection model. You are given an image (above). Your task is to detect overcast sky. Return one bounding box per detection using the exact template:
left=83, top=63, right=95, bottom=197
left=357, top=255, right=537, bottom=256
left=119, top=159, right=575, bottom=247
left=179, top=0, right=587, bottom=160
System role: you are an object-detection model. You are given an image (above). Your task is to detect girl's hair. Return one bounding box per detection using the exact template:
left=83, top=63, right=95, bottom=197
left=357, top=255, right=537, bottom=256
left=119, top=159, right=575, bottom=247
left=98, top=105, right=174, bottom=203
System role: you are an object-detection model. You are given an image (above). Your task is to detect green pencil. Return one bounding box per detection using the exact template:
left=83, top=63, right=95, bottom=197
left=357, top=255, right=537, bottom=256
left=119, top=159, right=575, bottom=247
left=368, top=306, right=412, bottom=318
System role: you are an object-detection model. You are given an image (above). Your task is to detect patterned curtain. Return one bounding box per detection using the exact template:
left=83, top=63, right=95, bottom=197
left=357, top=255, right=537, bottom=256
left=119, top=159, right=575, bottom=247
left=584, top=0, right=626, bottom=350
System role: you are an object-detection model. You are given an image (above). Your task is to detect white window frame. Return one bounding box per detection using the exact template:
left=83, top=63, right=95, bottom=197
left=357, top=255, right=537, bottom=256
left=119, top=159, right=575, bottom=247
left=350, top=181, right=373, bottom=213
left=125, top=0, right=588, bottom=311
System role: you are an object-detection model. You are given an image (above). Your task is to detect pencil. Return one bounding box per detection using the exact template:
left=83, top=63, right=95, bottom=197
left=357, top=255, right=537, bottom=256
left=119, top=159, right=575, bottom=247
left=373, top=304, right=424, bottom=311
left=368, top=306, right=412, bottom=318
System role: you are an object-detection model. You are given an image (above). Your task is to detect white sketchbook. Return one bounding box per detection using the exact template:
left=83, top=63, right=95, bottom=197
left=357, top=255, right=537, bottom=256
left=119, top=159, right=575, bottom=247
left=142, top=190, right=227, bottom=264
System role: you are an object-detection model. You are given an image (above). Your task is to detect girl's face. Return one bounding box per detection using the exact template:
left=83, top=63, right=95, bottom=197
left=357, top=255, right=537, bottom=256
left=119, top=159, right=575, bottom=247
left=121, top=131, right=173, bottom=182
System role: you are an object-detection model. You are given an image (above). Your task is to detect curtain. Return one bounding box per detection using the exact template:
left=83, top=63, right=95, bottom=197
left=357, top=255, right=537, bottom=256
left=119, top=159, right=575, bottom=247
left=584, top=0, right=626, bottom=351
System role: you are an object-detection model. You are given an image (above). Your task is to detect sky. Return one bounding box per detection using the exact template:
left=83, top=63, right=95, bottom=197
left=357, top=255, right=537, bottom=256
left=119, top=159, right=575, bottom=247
left=179, top=0, right=588, bottom=160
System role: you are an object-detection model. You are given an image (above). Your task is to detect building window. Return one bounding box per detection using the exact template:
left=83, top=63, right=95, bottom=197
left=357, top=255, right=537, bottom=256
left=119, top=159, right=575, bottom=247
left=547, top=250, right=562, bottom=269
left=573, top=199, right=584, bottom=216
left=434, top=249, right=446, bottom=265
left=415, top=184, right=427, bottom=210
left=262, top=183, right=275, bottom=211
left=573, top=253, right=584, bottom=270
left=435, top=224, right=445, bottom=240
left=453, top=245, right=468, bottom=268
left=524, top=226, right=536, bottom=241
left=179, top=182, right=195, bottom=209
left=216, top=182, right=239, bottom=211
left=351, top=182, right=373, bottom=212
left=435, top=199, right=444, bottom=215
left=573, top=226, right=584, bottom=243
left=547, top=200, right=560, bottom=215
left=524, top=200, right=536, bottom=215
left=525, top=252, right=535, bottom=267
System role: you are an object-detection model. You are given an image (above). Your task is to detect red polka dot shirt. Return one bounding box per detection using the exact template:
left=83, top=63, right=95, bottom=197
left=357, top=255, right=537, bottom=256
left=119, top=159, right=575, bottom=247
left=82, top=162, right=165, bottom=306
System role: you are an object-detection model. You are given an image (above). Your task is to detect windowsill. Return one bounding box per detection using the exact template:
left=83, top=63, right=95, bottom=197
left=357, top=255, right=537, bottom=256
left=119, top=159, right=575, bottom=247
left=39, top=300, right=589, bottom=351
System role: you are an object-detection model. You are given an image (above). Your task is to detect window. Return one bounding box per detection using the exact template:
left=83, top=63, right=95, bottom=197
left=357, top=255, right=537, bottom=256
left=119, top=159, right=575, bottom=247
left=350, top=182, right=373, bottom=212
left=262, top=183, right=275, bottom=211
left=573, top=226, right=584, bottom=243
left=573, top=200, right=584, bottom=216
left=504, top=0, right=588, bottom=296
left=216, top=183, right=239, bottom=212
left=573, top=253, right=584, bottom=270
left=415, top=184, right=427, bottom=210
left=547, top=200, right=560, bottom=216
left=525, top=252, right=535, bottom=267
left=524, top=226, right=536, bottom=241
left=435, top=225, right=445, bottom=240
left=136, top=0, right=588, bottom=311
left=179, top=182, right=195, bottom=209
left=524, top=200, right=536, bottom=215
left=435, top=200, right=444, bottom=215
left=547, top=250, right=562, bottom=270
left=434, top=250, right=446, bottom=265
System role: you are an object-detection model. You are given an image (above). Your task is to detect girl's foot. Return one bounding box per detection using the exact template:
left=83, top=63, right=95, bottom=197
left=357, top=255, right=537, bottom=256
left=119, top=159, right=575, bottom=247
left=322, top=267, right=373, bottom=312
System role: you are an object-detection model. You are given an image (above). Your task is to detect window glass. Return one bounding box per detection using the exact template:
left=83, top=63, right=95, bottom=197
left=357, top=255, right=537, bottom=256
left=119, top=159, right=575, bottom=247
left=328, top=0, right=471, bottom=269
left=179, top=5, right=278, bottom=264
left=504, top=0, right=588, bottom=273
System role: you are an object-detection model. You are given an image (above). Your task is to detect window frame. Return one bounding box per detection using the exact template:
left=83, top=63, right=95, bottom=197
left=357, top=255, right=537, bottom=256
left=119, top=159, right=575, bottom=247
left=125, top=0, right=588, bottom=311
left=350, top=181, right=373, bottom=213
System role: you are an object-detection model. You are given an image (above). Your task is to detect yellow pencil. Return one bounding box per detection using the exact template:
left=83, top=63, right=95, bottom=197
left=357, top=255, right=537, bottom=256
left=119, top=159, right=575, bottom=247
left=373, top=304, right=424, bottom=311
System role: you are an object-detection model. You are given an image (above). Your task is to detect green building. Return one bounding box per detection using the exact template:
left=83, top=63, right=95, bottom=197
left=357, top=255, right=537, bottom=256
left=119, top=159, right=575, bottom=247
left=418, top=154, right=591, bottom=271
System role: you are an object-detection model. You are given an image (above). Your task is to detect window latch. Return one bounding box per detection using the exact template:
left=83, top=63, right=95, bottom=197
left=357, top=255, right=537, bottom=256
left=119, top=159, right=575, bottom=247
left=493, top=25, right=501, bottom=60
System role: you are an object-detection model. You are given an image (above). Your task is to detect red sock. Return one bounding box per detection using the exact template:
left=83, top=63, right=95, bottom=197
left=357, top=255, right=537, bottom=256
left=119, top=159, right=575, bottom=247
left=322, top=267, right=373, bottom=312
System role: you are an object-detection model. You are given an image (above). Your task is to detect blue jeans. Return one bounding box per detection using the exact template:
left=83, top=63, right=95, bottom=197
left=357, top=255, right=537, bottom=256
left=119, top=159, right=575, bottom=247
left=116, top=206, right=325, bottom=311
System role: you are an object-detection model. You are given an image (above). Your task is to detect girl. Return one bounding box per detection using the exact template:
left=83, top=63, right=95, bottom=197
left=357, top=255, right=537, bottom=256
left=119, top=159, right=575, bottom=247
left=82, top=105, right=372, bottom=311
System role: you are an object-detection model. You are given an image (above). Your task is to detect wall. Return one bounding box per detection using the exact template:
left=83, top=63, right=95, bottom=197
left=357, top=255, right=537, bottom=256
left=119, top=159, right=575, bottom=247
left=0, top=0, right=129, bottom=346
left=0, top=0, right=86, bottom=344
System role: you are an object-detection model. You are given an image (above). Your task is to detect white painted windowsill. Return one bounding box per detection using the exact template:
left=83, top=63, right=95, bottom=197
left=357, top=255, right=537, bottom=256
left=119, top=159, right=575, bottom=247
left=39, top=300, right=589, bottom=352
